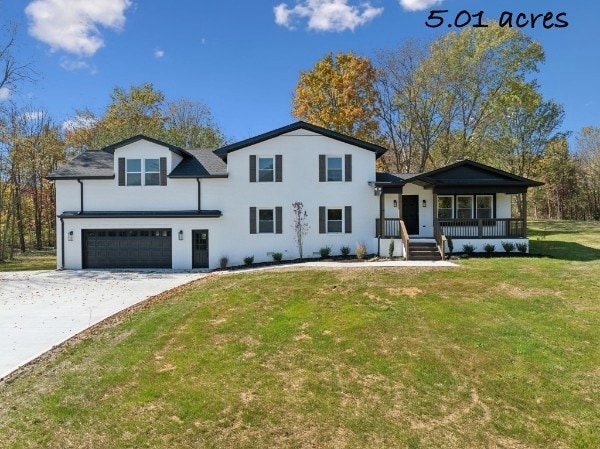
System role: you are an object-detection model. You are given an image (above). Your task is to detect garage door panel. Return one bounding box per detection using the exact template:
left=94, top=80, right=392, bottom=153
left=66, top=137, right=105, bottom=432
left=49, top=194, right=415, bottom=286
left=83, top=228, right=172, bottom=269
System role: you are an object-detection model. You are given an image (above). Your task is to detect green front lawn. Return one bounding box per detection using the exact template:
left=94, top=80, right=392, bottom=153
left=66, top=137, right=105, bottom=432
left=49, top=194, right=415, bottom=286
left=0, top=220, right=598, bottom=448
left=0, top=248, right=56, bottom=272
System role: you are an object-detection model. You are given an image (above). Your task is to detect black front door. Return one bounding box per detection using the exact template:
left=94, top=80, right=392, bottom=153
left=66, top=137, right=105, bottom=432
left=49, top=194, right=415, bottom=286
left=192, top=230, right=209, bottom=269
left=402, top=195, right=420, bottom=235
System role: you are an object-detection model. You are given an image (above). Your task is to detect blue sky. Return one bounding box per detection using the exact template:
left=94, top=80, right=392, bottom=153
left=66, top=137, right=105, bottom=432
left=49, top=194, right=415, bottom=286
left=2, top=0, right=598, bottom=143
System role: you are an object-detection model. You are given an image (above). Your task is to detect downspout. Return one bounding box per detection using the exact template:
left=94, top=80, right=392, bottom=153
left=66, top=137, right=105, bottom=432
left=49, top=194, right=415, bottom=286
left=196, top=178, right=201, bottom=212
left=60, top=217, right=65, bottom=269
left=77, top=179, right=84, bottom=213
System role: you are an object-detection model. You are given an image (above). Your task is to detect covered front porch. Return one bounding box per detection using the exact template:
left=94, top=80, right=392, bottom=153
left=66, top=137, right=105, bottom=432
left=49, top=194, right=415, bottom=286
left=373, top=160, right=542, bottom=260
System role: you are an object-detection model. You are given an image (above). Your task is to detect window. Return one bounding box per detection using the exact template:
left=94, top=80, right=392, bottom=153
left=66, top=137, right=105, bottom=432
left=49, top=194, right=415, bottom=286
left=258, top=157, right=274, bottom=182
left=327, top=208, right=343, bottom=233
left=456, top=195, right=473, bottom=219
left=437, top=196, right=454, bottom=219
left=144, top=159, right=160, bottom=186
left=126, top=159, right=141, bottom=186
left=327, top=157, right=343, bottom=182
left=476, top=195, right=493, bottom=218
left=258, top=209, right=274, bottom=233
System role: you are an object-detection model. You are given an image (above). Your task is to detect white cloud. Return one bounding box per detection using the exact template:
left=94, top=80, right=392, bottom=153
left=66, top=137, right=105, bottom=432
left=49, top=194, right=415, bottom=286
left=62, top=115, right=97, bottom=132
left=60, top=57, right=91, bottom=71
left=399, top=0, right=444, bottom=12
left=0, top=87, right=11, bottom=101
left=25, top=0, right=132, bottom=57
left=274, top=0, right=383, bottom=32
left=154, top=49, right=165, bottom=59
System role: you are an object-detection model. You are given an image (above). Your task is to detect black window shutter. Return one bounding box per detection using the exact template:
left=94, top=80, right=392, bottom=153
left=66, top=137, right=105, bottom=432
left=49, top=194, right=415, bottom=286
left=319, top=207, right=326, bottom=234
left=345, top=206, right=352, bottom=233
left=249, top=155, right=256, bottom=182
left=249, top=207, right=257, bottom=234
left=275, top=207, right=282, bottom=234
left=160, top=157, right=167, bottom=186
left=118, top=158, right=125, bottom=186
left=345, top=155, right=352, bottom=182
left=275, top=155, right=282, bottom=182
left=319, top=155, right=326, bottom=182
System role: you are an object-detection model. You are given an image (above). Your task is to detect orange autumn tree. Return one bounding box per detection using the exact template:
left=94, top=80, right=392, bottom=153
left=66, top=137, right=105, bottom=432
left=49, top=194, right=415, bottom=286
left=292, top=52, right=381, bottom=144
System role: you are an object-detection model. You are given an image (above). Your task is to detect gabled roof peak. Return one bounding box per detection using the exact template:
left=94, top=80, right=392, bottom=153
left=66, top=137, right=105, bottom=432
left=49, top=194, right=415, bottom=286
left=214, top=121, right=387, bottom=159
left=101, top=134, right=193, bottom=158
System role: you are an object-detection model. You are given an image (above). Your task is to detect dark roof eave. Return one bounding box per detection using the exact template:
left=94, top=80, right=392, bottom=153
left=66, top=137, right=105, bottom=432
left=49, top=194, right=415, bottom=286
left=167, top=174, right=229, bottom=179
left=101, top=135, right=193, bottom=158
left=214, top=121, right=387, bottom=158
left=46, top=175, right=115, bottom=181
left=59, top=210, right=222, bottom=219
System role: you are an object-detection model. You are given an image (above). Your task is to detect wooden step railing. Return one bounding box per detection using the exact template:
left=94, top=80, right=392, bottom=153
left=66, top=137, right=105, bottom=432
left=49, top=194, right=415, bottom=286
left=433, top=219, right=446, bottom=260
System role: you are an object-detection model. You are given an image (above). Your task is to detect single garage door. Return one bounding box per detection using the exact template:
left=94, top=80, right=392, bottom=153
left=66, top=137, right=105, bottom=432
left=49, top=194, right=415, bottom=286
left=83, top=229, right=172, bottom=268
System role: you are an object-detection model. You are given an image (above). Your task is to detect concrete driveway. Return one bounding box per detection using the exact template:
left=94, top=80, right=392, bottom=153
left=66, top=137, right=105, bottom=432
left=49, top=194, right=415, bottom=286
left=0, top=270, right=205, bottom=379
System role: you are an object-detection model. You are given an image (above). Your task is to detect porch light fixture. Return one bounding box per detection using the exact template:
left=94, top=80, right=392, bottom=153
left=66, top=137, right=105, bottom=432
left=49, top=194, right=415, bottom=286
left=178, top=230, right=184, bottom=240
left=374, top=187, right=382, bottom=196
left=68, top=231, right=74, bottom=241
left=422, top=199, right=427, bottom=208
left=393, top=200, right=398, bottom=208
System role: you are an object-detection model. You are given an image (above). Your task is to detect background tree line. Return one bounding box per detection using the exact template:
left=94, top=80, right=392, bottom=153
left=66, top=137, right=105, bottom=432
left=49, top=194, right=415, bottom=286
left=292, top=24, right=600, bottom=221
left=1, top=22, right=598, bottom=262
left=0, top=26, right=227, bottom=262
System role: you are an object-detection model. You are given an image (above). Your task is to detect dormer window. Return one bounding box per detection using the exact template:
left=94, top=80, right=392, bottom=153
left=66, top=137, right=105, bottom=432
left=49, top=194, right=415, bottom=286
left=145, top=159, right=160, bottom=185
left=126, top=159, right=142, bottom=186
left=124, top=158, right=162, bottom=186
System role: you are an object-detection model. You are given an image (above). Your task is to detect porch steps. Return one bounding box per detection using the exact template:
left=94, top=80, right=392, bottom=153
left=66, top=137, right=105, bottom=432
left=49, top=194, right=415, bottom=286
left=408, top=241, right=442, bottom=261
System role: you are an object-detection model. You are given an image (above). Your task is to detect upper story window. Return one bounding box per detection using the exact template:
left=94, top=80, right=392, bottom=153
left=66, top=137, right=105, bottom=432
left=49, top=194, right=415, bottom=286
left=437, top=196, right=454, bottom=219
left=126, top=158, right=161, bottom=186
left=145, top=159, right=160, bottom=186
left=327, top=157, right=343, bottom=182
left=258, top=157, right=274, bottom=182
left=126, top=159, right=142, bottom=186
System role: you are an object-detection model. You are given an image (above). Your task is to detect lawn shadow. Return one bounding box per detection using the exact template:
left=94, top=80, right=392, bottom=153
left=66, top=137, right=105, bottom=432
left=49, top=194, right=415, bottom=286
left=530, top=240, right=600, bottom=262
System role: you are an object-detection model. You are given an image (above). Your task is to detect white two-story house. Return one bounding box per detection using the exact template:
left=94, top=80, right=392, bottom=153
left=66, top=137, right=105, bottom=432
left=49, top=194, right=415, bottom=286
left=48, top=122, right=542, bottom=270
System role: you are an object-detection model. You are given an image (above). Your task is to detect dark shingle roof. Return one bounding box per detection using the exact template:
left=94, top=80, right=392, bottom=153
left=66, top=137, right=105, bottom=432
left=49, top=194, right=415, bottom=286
left=169, top=149, right=228, bottom=178
left=375, top=173, right=421, bottom=185
left=47, top=151, right=114, bottom=180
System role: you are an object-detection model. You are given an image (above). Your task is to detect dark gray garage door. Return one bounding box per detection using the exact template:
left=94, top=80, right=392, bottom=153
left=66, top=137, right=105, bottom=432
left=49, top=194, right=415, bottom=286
left=83, top=229, right=172, bottom=268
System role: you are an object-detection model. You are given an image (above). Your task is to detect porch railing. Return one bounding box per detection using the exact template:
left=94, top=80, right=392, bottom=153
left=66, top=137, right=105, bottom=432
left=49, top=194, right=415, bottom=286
left=433, top=219, right=446, bottom=260
left=375, top=218, right=400, bottom=238
left=437, top=218, right=526, bottom=239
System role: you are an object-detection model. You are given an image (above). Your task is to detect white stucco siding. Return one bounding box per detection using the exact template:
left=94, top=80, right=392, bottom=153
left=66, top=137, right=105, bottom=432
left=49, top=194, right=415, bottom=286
left=382, top=183, right=434, bottom=237
left=496, top=193, right=512, bottom=218
left=60, top=217, right=224, bottom=270
left=212, top=132, right=380, bottom=265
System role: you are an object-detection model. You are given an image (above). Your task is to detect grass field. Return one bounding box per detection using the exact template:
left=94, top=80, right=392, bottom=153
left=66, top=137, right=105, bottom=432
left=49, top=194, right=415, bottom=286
left=0, top=221, right=598, bottom=448
left=0, top=248, right=56, bottom=272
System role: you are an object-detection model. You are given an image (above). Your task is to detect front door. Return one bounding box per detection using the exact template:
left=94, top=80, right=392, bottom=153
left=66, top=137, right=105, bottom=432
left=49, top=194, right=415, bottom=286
left=402, top=195, right=420, bottom=235
left=192, top=230, right=209, bottom=269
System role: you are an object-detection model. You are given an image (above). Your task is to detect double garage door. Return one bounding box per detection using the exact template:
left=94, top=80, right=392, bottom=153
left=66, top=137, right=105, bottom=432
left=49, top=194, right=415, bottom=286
left=83, top=229, right=172, bottom=269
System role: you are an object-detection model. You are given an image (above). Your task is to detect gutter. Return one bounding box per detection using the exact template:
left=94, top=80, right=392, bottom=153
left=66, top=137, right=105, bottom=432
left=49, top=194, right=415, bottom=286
left=77, top=179, right=84, bottom=213
left=59, top=217, right=65, bottom=269
left=196, top=178, right=201, bottom=212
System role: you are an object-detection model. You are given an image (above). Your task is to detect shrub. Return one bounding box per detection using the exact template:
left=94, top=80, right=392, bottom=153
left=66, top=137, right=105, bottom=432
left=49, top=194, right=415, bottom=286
left=388, top=238, right=395, bottom=259
left=219, top=256, right=228, bottom=269
left=355, top=242, right=367, bottom=260
left=243, top=256, right=254, bottom=266
left=271, top=252, right=283, bottom=262
left=516, top=242, right=528, bottom=253
left=319, top=245, right=332, bottom=258
left=462, top=243, right=475, bottom=256
left=340, top=246, right=351, bottom=257
left=446, top=236, right=454, bottom=255
left=483, top=243, right=496, bottom=256
left=501, top=241, right=515, bottom=253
